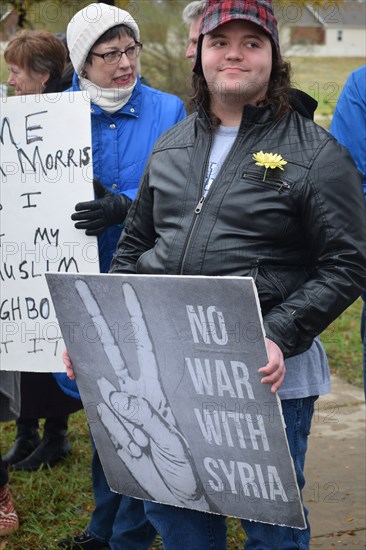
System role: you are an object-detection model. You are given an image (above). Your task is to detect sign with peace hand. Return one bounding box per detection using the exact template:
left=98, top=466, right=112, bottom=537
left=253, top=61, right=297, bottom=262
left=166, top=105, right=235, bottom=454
left=47, top=273, right=305, bottom=528
left=74, top=278, right=208, bottom=509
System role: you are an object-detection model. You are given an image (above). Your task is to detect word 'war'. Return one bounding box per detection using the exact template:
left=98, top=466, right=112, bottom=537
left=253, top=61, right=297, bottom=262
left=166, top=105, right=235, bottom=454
left=186, top=357, right=255, bottom=399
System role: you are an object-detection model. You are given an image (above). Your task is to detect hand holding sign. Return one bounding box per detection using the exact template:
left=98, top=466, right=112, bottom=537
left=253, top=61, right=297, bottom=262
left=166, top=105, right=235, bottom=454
left=74, top=279, right=209, bottom=509
left=260, top=338, right=286, bottom=393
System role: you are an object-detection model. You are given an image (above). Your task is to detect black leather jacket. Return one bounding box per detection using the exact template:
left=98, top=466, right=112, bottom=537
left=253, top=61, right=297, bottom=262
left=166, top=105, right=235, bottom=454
left=110, top=101, right=366, bottom=358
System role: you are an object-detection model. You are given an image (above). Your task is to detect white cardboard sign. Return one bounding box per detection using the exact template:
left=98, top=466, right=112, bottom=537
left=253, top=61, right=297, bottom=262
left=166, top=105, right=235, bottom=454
left=0, top=92, right=99, bottom=372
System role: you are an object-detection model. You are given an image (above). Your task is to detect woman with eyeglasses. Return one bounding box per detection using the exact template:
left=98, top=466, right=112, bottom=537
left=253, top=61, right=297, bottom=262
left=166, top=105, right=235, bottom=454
left=64, top=3, right=185, bottom=275
left=54, top=3, right=186, bottom=550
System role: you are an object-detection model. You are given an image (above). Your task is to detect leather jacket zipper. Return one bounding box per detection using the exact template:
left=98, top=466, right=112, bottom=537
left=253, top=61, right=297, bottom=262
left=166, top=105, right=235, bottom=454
left=242, top=172, right=290, bottom=193
left=179, top=196, right=205, bottom=273
left=195, top=196, right=205, bottom=213
left=179, top=130, right=212, bottom=274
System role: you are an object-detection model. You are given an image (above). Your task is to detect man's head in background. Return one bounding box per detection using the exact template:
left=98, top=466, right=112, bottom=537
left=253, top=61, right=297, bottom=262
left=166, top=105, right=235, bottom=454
left=182, top=0, right=206, bottom=61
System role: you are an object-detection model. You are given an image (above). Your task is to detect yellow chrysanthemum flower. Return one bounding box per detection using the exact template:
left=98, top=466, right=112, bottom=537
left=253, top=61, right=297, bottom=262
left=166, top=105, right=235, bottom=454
left=252, top=151, right=287, bottom=181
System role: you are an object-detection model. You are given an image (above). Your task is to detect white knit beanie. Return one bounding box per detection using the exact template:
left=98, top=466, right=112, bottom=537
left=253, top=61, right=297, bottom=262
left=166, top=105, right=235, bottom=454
left=67, top=2, right=140, bottom=76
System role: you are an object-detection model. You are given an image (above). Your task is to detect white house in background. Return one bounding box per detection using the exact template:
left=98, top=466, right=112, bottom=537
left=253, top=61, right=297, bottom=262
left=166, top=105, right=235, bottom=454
left=277, top=0, right=366, bottom=57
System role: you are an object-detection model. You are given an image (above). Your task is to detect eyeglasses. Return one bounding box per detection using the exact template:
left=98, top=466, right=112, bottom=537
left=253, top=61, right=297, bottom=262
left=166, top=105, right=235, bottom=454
left=90, top=43, right=143, bottom=64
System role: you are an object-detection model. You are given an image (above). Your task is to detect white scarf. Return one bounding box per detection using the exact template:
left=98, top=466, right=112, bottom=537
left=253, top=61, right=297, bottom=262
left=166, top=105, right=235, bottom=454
left=79, top=76, right=136, bottom=114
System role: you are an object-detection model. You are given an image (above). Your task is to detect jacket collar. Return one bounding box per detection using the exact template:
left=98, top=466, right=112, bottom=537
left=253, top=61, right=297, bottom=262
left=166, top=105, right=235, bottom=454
left=195, top=87, right=317, bottom=131
left=70, top=71, right=141, bottom=118
left=196, top=101, right=275, bottom=132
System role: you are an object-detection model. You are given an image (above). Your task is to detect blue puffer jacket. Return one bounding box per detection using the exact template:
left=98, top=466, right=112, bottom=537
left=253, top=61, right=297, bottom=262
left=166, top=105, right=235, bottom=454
left=54, top=73, right=186, bottom=399
left=70, top=72, right=186, bottom=273
left=329, top=64, right=366, bottom=198
left=330, top=64, right=366, bottom=301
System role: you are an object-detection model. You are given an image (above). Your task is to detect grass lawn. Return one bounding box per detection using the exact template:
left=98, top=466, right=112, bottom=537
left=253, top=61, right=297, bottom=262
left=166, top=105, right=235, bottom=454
left=289, top=57, right=364, bottom=116
left=321, top=298, right=364, bottom=387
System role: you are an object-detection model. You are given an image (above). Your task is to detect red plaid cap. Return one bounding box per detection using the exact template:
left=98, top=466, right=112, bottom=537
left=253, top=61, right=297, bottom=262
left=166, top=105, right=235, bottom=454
left=194, top=0, right=280, bottom=73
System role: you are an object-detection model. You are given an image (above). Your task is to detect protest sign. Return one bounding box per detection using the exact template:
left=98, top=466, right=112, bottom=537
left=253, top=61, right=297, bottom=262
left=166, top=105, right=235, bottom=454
left=46, top=272, right=306, bottom=528
left=0, top=92, right=99, bottom=372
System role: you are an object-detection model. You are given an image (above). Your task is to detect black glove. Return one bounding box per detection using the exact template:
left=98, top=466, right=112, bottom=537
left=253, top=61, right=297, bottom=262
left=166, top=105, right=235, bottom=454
left=72, top=178, right=132, bottom=236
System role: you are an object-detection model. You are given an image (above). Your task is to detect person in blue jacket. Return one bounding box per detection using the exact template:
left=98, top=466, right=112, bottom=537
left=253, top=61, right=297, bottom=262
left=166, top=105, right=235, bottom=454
left=55, top=3, right=186, bottom=549
left=330, top=65, right=366, bottom=399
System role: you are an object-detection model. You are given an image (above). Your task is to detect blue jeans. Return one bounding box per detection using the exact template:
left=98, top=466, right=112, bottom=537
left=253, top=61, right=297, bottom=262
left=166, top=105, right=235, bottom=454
left=144, top=500, right=227, bottom=550
left=143, top=396, right=317, bottom=550
left=361, top=300, right=366, bottom=400
left=88, top=446, right=157, bottom=549
left=241, top=397, right=317, bottom=549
